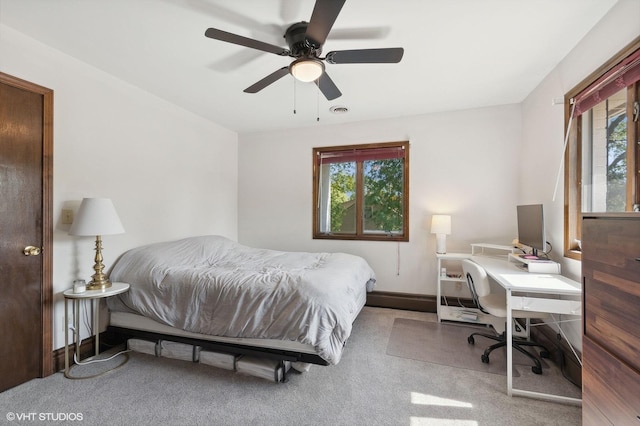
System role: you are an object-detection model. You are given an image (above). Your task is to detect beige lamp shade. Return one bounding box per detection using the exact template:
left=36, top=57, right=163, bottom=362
left=69, top=198, right=125, bottom=236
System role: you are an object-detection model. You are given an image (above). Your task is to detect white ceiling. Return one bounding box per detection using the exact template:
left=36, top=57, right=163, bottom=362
left=0, top=0, right=618, bottom=134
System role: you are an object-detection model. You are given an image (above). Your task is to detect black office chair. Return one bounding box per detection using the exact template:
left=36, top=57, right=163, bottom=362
left=461, top=259, right=550, bottom=374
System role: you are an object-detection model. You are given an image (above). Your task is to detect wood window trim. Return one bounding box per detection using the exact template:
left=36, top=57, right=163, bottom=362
left=563, top=36, right=640, bottom=260
left=631, top=82, right=640, bottom=205
left=312, top=141, right=410, bottom=242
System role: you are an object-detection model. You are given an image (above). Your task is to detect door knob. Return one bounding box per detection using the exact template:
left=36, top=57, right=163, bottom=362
left=23, top=246, right=42, bottom=256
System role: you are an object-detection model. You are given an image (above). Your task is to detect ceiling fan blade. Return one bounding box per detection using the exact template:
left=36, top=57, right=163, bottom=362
left=205, top=28, right=289, bottom=56
left=315, top=72, right=342, bottom=100
left=306, top=0, right=346, bottom=47
left=244, top=67, right=290, bottom=93
left=325, top=48, right=404, bottom=64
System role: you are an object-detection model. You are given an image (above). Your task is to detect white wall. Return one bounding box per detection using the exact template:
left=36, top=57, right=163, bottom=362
left=239, top=105, right=522, bottom=295
left=1, top=25, right=239, bottom=349
left=520, top=0, right=640, bottom=347
left=239, top=0, right=639, bottom=353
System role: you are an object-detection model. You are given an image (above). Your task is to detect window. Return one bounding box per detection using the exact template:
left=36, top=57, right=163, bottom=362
left=564, top=37, right=640, bottom=259
left=313, top=141, right=409, bottom=241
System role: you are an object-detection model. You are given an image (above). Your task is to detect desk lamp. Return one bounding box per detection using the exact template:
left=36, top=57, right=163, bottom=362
left=69, top=198, right=125, bottom=290
left=431, top=215, right=451, bottom=254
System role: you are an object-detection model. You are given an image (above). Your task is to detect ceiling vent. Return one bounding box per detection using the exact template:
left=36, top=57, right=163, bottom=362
left=330, top=106, right=349, bottom=114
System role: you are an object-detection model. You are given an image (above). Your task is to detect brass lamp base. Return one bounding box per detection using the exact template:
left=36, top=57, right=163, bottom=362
left=86, top=278, right=112, bottom=291
left=86, top=235, right=112, bottom=291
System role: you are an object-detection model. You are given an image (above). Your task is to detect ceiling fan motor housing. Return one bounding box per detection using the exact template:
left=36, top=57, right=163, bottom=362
left=285, top=22, right=322, bottom=57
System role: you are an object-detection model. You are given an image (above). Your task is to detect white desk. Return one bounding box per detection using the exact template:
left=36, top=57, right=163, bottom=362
left=471, top=255, right=582, bottom=405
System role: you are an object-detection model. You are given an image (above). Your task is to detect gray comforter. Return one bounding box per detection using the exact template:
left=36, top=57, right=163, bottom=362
left=107, top=236, right=376, bottom=365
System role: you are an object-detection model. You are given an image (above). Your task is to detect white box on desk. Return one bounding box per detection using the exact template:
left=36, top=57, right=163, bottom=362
left=525, top=261, right=561, bottom=274
left=508, top=253, right=561, bottom=274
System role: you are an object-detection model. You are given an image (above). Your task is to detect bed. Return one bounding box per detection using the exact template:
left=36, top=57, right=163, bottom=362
left=106, top=235, right=376, bottom=374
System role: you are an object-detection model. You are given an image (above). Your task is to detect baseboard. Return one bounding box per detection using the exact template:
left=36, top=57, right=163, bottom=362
left=366, top=291, right=437, bottom=312
left=365, top=291, right=475, bottom=313
left=530, top=319, right=582, bottom=388
left=52, top=331, right=127, bottom=372
left=52, top=337, right=93, bottom=372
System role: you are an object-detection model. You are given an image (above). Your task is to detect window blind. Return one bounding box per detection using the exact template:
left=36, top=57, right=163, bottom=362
left=318, top=146, right=405, bottom=165
left=574, top=48, right=640, bottom=116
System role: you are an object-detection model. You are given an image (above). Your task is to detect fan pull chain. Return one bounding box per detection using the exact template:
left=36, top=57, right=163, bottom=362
left=316, top=85, right=320, bottom=122
left=293, top=79, right=297, bottom=115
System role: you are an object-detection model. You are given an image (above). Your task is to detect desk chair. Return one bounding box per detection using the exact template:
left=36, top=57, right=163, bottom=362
left=461, top=259, right=550, bottom=374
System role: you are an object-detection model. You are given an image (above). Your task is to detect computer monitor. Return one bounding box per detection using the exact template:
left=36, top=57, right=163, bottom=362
left=516, top=204, right=546, bottom=257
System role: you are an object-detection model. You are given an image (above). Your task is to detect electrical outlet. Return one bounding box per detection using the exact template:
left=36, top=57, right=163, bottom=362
left=61, top=315, right=73, bottom=334
left=62, top=209, right=73, bottom=225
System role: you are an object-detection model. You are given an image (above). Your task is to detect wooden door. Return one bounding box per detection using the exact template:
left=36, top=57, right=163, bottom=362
left=0, top=72, right=53, bottom=391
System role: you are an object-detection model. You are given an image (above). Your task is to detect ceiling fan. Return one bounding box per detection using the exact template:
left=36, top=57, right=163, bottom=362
left=204, top=0, right=404, bottom=100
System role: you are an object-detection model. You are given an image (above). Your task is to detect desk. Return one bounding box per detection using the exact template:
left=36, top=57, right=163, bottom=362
left=471, top=255, right=582, bottom=405
left=63, top=282, right=130, bottom=379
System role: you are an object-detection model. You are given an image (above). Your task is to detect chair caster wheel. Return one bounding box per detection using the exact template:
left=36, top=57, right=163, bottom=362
left=540, top=350, right=550, bottom=359
left=532, top=366, right=542, bottom=375
left=481, top=354, right=490, bottom=364
left=468, top=336, right=475, bottom=345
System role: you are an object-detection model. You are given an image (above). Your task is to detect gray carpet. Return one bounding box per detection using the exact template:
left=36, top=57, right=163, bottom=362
left=0, top=307, right=581, bottom=425
left=386, top=318, right=551, bottom=377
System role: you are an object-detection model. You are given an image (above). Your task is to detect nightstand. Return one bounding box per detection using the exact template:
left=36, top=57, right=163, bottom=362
left=63, top=282, right=130, bottom=379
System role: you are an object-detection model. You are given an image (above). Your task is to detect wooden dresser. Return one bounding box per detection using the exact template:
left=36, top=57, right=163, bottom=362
left=581, top=213, right=640, bottom=425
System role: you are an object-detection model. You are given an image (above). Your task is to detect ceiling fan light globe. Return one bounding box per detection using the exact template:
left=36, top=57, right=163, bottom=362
left=290, top=58, right=324, bottom=82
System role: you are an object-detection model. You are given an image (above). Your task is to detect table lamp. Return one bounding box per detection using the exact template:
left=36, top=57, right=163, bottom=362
left=69, top=198, right=125, bottom=290
left=431, top=214, right=451, bottom=254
